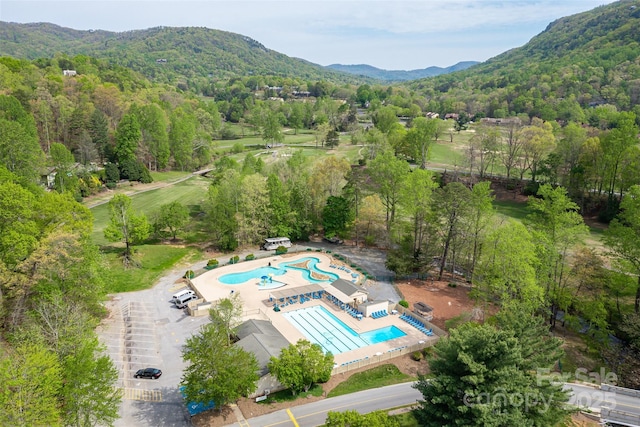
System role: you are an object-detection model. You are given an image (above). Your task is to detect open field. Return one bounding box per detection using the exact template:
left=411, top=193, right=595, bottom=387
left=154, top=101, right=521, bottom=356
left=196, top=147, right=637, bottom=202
left=90, top=175, right=210, bottom=245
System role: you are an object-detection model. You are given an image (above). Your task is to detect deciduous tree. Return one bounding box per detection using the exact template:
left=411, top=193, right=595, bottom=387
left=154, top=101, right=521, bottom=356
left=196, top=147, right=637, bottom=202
left=181, top=323, right=259, bottom=412
left=104, top=194, right=150, bottom=267
left=153, top=201, right=189, bottom=240
left=268, top=340, right=334, bottom=394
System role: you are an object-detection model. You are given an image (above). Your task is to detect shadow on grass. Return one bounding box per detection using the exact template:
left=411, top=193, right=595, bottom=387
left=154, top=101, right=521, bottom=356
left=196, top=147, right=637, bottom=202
left=258, top=384, right=324, bottom=405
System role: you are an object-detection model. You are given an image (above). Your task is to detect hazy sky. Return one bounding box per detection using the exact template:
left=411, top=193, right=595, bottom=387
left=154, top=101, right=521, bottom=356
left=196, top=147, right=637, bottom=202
left=0, top=0, right=618, bottom=70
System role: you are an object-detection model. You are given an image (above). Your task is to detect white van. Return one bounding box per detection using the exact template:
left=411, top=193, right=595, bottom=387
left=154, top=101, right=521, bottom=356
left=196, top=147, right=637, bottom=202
left=172, top=289, right=195, bottom=303
left=175, top=293, right=198, bottom=309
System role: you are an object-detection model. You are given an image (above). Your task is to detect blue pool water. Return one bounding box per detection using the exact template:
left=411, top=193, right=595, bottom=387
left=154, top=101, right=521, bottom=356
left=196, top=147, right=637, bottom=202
left=219, top=257, right=338, bottom=285
left=283, top=305, right=406, bottom=355
left=219, top=266, right=286, bottom=285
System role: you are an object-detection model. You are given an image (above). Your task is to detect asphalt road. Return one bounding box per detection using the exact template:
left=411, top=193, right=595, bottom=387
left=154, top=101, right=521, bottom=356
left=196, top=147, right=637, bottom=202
left=223, top=382, right=422, bottom=427
left=223, top=382, right=640, bottom=427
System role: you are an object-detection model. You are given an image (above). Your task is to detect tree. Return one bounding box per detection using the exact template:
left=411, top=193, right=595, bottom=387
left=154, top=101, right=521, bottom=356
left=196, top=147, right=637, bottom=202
left=518, top=119, right=556, bottom=182
left=268, top=340, right=334, bottom=394
left=413, top=323, right=570, bottom=427
left=466, top=181, right=495, bottom=281
left=325, top=410, right=398, bottom=427
left=236, top=174, right=270, bottom=246
left=391, top=168, right=438, bottom=272
left=432, top=182, right=472, bottom=280
left=205, top=169, right=240, bottom=251
left=322, top=196, right=352, bottom=237
left=604, top=185, right=640, bottom=313
left=104, top=194, right=150, bottom=266
left=325, top=128, right=340, bottom=148
left=526, top=184, right=588, bottom=327
left=0, top=111, right=45, bottom=183
left=262, top=110, right=284, bottom=147
left=368, top=151, right=410, bottom=232
left=473, top=220, right=543, bottom=312
left=0, top=343, right=62, bottom=427
left=60, top=338, right=121, bottom=427
left=267, top=173, right=294, bottom=238
left=88, top=109, right=110, bottom=163
left=169, top=107, right=197, bottom=171
left=49, top=142, right=76, bottom=194
left=181, top=323, right=259, bottom=412
left=209, top=293, right=243, bottom=346
left=468, top=123, right=500, bottom=178
left=136, top=103, right=170, bottom=170
left=153, top=201, right=189, bottom=240
left=113, top=113, right=140, bottom=165
left=405, top=117, right=437, bottom=169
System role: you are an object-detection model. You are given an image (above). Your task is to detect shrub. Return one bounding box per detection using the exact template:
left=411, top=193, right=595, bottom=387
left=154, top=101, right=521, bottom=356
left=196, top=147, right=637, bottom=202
left=448, top=282, right=457, bottom=288
left=306, top=248, right=312, bottom=251
left=275, top=246, right=288, bottom=255
left=399, top=300, right=409, bottom=308
left=422, top=347, right=434, bottom=358
left=207, top=259, right=219, bottom=268
left=411, top=351, right=423, bottom=361
left=231, top=142, right=244, bottom=153
left=229, top=255, right=240, bottom=264
left=245, top=253, right=255, bottom=261
left=184, top=270, right=195, bottom=279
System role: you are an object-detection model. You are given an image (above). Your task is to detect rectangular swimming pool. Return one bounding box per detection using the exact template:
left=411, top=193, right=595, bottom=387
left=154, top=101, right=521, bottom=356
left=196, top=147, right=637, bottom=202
left=283, top=305, right=406, bottom=355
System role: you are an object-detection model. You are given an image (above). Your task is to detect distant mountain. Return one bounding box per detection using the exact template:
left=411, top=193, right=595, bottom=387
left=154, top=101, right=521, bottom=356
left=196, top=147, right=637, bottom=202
left=407, top=0, right=640, bottom=115
left=326, top=61, right=479, bottom=81
left=0, top=22, right=367, bottom=84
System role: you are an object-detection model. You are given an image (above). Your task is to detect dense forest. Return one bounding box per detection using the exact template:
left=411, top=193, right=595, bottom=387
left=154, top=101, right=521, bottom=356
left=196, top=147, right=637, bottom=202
left=2, top=0, right=640, bottom=424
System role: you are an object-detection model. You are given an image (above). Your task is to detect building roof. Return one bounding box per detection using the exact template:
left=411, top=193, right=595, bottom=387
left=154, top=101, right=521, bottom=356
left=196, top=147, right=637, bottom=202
left=235, top=319, right=290, bottom=376
left=330, top=279, right=367, bottom=297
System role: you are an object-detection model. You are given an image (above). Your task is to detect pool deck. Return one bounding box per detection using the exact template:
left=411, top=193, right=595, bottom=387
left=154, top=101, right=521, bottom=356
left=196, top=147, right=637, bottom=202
left=190, top=252, right=436, bottom=366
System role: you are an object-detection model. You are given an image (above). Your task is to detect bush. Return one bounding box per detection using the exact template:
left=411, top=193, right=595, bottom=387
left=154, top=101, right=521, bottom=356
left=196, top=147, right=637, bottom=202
left=231, top=142, right=244, bottom=153
left=207, top=259, right=219, bottom=268
left=275, top=245, right=288, bottom=255
left=184, top=270, right=195, bottom=279
left=422, top=347, right=434, bottom=358
left=105, top=181, right=117, bottom=189
left=411, top=351, right=423, bottom=361
left=245, top=253, right=255, bottom=261
left=229, top=255, right=240, bottom=264
left=448, top=282, right=457, bottom=288
left=399, top=300, right=409, bottom=308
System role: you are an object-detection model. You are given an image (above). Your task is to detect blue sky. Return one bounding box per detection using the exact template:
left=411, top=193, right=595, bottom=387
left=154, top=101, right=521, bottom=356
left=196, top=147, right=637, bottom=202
left=0, top=0, right=618, bottom=70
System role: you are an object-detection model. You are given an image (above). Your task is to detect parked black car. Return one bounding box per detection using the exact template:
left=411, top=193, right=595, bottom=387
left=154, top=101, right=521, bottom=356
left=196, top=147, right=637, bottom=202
left=134, top=368, right=162, bottom=379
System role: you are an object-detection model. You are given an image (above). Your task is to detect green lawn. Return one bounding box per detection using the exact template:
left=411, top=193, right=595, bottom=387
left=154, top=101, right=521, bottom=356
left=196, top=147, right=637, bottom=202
left=101, top=244, right=202, bottom=293
left=327, top=364, right=416, bottom=398
left=91, top=176, right=210, bottom=245
left=493, top=199, right=531, bottom=221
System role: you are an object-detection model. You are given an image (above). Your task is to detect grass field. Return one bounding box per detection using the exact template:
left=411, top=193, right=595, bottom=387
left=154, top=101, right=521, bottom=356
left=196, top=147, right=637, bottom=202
left=91, top=175, right=210, bottom=246
left=101, top=244, right=201, bottom=293
left=327, top=364, right=415, bottom=398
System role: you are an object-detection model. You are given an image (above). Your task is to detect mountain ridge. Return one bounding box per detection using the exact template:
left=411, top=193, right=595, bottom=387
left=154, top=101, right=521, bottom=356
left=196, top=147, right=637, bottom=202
left=326, top=61, right=479, bottom=81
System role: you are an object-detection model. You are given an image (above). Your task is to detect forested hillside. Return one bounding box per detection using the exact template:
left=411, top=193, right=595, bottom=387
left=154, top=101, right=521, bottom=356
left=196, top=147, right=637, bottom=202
left=408, top=0, right=640, bottom=121
left=0, top=23, right=367, bottom=88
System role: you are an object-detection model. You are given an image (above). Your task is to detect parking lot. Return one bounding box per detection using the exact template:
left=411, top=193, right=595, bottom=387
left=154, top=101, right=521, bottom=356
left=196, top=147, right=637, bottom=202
left=96, top=244, right=400, bottom=427
left=97, top=265, right=210, bottom=427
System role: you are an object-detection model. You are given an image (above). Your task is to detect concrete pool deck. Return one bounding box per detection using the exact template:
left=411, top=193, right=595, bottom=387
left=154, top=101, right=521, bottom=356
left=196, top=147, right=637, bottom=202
left=190, top=252, right=436, bottom=366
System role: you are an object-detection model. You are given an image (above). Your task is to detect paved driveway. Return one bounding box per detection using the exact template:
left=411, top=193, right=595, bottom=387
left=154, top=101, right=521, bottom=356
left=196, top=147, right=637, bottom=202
left=98, top=266, right=210, bottom=427
left=301, top=242, right=401, bottom=303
